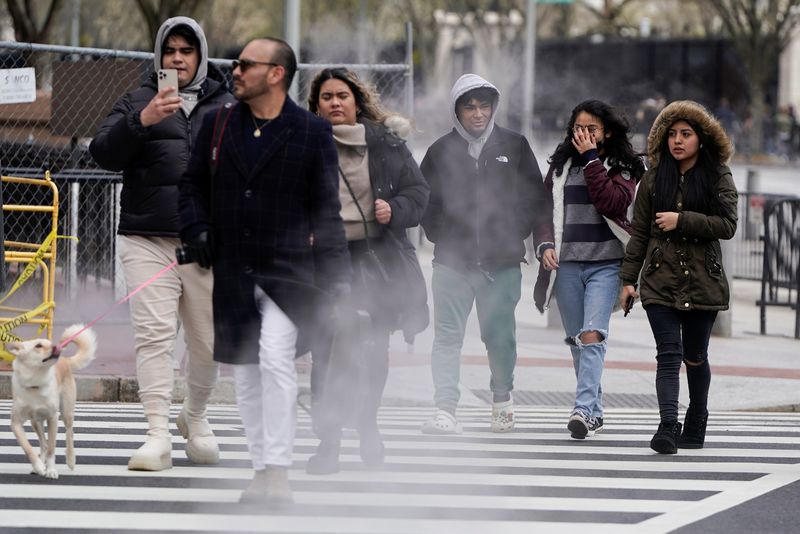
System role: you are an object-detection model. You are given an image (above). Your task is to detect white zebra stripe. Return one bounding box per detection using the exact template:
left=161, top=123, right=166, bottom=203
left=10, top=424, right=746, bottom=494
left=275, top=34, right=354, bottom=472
left=2, top=404, right=800, bottom=534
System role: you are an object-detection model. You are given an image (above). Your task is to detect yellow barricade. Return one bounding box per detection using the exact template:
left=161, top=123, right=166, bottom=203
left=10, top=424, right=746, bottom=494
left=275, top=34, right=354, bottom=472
left=0, top=171, right=60, bottom=362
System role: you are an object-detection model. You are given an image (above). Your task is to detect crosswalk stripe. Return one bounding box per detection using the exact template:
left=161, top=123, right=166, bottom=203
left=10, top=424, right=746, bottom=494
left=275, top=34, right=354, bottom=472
left=1, top=403, right=799, bottom=533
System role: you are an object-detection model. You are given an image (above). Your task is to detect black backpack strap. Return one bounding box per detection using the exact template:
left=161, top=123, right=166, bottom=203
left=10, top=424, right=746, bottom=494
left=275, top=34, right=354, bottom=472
left=210, top=102, right=235, bottom=177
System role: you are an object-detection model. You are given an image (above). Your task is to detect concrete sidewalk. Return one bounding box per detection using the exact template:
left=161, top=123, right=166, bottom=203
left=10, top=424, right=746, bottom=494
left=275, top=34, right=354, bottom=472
left=1, top=247, right=798, bottom=413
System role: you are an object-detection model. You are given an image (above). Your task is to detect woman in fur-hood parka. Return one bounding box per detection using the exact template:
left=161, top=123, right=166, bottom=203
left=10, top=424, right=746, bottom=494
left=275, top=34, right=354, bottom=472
left=619, top=99, right=738, bottom=455
left=646, top=100, right=734, bottom=169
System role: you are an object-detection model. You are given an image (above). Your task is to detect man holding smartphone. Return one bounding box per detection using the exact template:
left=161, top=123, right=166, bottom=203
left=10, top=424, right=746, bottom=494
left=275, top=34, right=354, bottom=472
left=90, top=16, right=234, bottom=472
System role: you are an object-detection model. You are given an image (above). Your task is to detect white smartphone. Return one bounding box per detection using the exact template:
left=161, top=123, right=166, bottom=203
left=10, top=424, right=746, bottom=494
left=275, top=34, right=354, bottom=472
left=157, top=68, right=179, bottom=98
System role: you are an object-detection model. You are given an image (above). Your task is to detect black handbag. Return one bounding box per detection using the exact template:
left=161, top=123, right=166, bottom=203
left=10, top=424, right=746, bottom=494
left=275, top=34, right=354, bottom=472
left=339, top=167, right=429, bottom=341
left=338, top=168, right=392, bottom=296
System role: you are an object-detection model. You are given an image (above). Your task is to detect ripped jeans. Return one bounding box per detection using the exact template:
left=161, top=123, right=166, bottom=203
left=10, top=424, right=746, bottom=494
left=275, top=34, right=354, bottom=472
left=554, top=260, right=621, bottom=419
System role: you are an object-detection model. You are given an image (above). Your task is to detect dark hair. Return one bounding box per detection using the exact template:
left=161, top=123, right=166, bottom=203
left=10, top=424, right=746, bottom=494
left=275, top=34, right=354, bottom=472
left=265, top=37, right=297, bottom=91
left=163, top=25, right=200, bottom=54
left=653, top=119, right=728, bottom=216
left=455, top=87, right=497, bottom=110
left=548, top=100, right=645, bottom=178
left=308, top=67, right=390, bottom=122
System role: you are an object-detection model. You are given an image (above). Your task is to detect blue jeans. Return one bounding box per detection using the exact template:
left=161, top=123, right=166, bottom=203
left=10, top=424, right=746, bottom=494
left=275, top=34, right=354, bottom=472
left=430, top=263, right=522, bottom=413
left=554, top=260, right=621, bottom=419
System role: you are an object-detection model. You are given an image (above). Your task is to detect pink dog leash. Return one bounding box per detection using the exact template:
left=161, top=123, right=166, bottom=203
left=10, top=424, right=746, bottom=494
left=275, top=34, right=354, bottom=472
left=57, top=260, right=179, bottom=351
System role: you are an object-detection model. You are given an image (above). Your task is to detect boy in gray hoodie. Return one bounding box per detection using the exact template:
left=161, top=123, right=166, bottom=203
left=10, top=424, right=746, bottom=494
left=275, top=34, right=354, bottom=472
left=90, top=17, right=234, bottom=471
left=420, top=74, right=549, bottom=434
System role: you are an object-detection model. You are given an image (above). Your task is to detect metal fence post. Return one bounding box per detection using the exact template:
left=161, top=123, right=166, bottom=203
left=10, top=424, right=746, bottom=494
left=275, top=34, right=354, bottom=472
left=69, top=181, right=79, bottom=301
left=113, top=183, right=124, bottom=300
left=712, top=237, right=736, bottom=337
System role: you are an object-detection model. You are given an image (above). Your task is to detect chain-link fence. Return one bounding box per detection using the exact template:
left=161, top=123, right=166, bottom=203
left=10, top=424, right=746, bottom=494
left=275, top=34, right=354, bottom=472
left=0, top=41, right=411, bottom=303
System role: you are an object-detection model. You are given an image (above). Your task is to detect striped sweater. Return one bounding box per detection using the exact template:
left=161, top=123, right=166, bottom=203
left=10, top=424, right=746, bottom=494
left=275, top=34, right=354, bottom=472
left=559, top=163, right=625, bottom=262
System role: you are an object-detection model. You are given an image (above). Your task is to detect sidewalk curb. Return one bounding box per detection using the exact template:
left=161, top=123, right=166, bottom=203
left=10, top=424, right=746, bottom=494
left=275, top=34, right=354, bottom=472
left=0, top=372, right=239, bottom=404
left=2, top=372, right=798, bottom=412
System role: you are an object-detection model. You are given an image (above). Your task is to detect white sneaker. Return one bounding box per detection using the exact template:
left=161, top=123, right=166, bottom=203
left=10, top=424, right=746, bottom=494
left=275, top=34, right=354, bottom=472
left=127, top=435, right=172, bottom=471
left=176, top=406, right=220, bottom=464
left=421, top=410, right=462, bottom=435
left=491, top=398, right=515, bottom=432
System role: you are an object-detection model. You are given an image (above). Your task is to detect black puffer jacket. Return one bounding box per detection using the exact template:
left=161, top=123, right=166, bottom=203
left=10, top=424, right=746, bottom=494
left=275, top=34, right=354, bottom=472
left=89, top=65, right=233, bottom=236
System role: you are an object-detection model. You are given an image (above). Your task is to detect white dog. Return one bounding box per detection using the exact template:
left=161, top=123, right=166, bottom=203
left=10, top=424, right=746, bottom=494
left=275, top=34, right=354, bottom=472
left=7, top=324, right=97, bottom=479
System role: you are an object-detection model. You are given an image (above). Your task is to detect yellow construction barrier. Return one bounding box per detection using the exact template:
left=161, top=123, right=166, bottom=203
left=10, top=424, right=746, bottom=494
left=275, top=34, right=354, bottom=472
left=0, top=171, right=60, bottom=361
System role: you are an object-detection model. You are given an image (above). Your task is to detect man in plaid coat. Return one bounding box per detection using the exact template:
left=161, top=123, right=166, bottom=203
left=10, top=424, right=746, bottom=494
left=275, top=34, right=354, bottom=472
left=179, top=37, right=351, bottom=507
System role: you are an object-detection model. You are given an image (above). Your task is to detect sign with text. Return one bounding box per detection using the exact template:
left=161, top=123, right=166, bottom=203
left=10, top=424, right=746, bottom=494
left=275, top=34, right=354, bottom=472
left=0, top=68, right=36, bottom=104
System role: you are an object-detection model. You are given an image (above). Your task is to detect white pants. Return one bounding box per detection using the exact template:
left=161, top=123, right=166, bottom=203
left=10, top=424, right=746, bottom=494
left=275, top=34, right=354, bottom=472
left=118, top=235, right=218, bottom=419
left=233, top=287, right=299, bottom=469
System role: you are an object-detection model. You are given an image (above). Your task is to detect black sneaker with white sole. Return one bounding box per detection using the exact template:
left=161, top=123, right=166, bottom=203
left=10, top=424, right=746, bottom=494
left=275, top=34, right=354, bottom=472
left=567, top=410, right=590, bottom=439
left=587, top=416, right=603, bottom=437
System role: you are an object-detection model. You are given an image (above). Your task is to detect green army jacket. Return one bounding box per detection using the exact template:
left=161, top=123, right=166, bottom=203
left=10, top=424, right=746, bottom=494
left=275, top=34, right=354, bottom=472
left=620, top=165, right=738, bottom=311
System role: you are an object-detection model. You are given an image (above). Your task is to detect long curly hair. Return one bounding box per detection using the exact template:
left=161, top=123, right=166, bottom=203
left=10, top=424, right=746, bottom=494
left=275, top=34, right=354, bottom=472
left=548, top=100, right=645, bottom=179
left=308, top=67, right=390, bottom=123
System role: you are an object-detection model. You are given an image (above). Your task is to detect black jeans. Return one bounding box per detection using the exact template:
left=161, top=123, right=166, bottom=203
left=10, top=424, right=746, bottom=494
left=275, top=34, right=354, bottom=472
left=645, top=305, right=717, bottom=423
left=310, top=240, right=392, bottom=441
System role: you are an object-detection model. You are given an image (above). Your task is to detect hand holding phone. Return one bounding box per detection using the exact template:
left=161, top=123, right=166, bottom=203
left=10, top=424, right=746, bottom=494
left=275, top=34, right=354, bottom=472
left=157, top=69, right=179, bottom=98
left=621, top=284, right=638, bottom=317
left=141, top=69, right=181, bottom=127
left=624, top=295, right=635, bottom=317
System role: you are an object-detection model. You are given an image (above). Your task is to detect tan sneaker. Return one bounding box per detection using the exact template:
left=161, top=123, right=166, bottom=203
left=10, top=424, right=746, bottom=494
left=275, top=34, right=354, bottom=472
left=239, top=469, right=267, bottom=503
left=176, top=406, right=219, bottom=464
left=127, top=435, right=172, bottom=471
left=264, top=465, right=294, bottom=508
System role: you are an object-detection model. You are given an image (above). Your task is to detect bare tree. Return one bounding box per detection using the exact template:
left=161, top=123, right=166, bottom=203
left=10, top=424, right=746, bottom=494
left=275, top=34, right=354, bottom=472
left=4, top=0, right=63, bottom=43
left=705, top=0, right=800, bottom=153
left=577, top=0, right=640, bottom=36
left=134, top=0, right=208, bottom=45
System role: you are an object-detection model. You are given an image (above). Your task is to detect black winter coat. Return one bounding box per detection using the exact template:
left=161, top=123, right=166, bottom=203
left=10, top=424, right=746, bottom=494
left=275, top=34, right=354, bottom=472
left=361, top=119, right=428, bottom=245
left=420, top=126, right=548, bottom=271
left=89, top=67, right=234, bottom=236
left=360, top=118, right=429, bottom=338
left=179, top=99, right=352, bottom=364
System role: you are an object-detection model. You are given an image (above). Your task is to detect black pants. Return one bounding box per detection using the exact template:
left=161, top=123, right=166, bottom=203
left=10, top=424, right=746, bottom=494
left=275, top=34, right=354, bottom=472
left=310, top=240, right=392, bottom=440
left=645, top=304, right=717, bottom=423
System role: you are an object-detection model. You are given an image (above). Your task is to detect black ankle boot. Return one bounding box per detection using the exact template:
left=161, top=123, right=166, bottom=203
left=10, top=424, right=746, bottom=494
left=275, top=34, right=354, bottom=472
left=680, top=410, right=709, bottom=449
left=306, top=439, right=341, bottom=475
left=359, top=427, right=385, bottom=469
left=650, top=420, right=682, bottom=454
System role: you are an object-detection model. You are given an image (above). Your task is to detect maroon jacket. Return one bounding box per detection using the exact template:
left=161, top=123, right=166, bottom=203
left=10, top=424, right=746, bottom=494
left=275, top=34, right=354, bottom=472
left=533, top=157, right=638, bottom=312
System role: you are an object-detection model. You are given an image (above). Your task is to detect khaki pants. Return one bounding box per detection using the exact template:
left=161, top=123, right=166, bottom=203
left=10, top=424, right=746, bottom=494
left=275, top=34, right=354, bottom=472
left=118, top=235, right=218, bottom=419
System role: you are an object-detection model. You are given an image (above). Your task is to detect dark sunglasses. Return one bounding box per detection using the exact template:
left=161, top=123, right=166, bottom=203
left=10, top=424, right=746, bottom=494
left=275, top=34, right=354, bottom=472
left=232, top=58, right=281, bottom=72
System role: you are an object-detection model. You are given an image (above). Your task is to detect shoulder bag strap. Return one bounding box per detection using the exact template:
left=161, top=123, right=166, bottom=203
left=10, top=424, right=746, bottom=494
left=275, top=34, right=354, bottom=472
left=338, top=166, right=374, bottom=251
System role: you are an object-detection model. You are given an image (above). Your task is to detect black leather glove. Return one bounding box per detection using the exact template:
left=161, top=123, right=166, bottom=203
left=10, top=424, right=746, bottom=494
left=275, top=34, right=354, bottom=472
left=183, top=231, right=213, bottom=269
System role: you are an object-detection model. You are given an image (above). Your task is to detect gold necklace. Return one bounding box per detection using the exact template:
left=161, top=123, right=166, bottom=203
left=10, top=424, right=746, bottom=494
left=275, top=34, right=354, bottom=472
left=251, top=114, right=272, bottom=138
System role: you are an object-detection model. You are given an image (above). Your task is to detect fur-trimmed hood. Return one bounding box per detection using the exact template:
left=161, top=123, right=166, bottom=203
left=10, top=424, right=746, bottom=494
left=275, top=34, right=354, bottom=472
left=383, top=114, right=412, bottom=140
left=647, top=100, right=733, bottom=168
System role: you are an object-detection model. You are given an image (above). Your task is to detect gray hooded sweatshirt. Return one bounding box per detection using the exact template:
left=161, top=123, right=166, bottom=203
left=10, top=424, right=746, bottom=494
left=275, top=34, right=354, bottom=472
left=450, top=73, right=500, bottom=160
left=153, top=16, right=208, bottom=116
